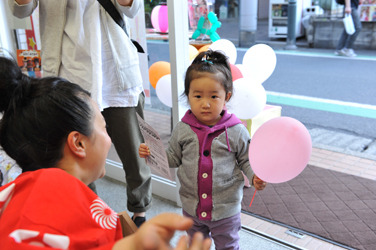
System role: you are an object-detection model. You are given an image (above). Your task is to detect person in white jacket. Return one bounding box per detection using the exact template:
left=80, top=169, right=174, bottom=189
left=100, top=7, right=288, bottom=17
left=0, top=56, right=212, bottom=250
left=9, top=0, right=151, bottom=227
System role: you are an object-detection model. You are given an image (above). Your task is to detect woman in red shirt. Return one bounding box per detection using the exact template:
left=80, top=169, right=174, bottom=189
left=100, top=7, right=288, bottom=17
left=0, top=56, right=211, bottom=250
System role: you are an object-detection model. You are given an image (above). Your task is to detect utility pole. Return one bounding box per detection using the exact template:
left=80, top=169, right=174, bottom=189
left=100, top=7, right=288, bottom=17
left=285, top=0, right=297, bottom=50
left=239, top=0, right=258, bottom=48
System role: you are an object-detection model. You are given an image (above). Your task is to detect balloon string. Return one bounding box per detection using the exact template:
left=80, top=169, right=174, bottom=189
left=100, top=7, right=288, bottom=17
left=249, top=190, right=257, bottom=207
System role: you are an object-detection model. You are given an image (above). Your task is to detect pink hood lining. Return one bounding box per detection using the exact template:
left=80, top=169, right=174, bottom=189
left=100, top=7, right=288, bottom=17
left=181, top=109, right=242, bottom=153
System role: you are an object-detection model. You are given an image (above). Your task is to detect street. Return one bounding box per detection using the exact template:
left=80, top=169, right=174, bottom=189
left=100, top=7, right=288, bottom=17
left=146, top=41, right=376, bottom=159
left=260, top=50, right=376, bottom=158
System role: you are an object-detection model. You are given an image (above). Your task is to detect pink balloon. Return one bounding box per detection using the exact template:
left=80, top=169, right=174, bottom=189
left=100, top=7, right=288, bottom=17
left=151, top=7, right=159, bottom=30
left=230, top=64, right=243, bottom=81
left=249, top=117, right=312, bottom=183
left=151, top=5, right=169, bottom=33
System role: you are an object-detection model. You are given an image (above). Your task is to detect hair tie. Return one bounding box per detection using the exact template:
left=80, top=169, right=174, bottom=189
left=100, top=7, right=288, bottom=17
left=202, top=58, right=213, bottom=65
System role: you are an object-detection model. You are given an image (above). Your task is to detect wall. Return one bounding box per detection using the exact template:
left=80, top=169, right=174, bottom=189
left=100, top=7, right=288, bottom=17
left=311, top=18, right=376, bottom=49
left=258, top=0, right=270, bottom=19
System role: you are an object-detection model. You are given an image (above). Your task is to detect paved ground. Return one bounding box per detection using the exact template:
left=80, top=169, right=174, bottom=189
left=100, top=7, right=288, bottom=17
left=242, top=164, right=376, bottom=250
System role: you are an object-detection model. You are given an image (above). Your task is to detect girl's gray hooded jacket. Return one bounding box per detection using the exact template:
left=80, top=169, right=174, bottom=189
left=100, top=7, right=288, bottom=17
left=167, top=110, right=254, bottom=221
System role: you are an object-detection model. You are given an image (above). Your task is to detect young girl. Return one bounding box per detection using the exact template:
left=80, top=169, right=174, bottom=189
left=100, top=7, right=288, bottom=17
left=139, top=50, right=266, bottom=250
left=0, top=56, right=211, bottom=250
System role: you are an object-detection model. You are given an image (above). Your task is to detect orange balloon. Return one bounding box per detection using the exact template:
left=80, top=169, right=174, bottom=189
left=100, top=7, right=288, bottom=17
left=189, top=45, right=199, bottom=61
left=149, top=61, right=171, bottom=89
left=198, top=44, right=211, bottom=53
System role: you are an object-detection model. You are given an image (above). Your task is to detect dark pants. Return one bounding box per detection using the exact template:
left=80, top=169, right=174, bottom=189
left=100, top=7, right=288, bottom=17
left=102, top=93, right=152, bottom=213
left=336, top=7, right=362, bottom=50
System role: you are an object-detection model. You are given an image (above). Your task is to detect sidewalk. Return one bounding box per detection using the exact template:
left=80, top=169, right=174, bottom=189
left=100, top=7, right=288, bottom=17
left=142, top=107, right=376, bottom=250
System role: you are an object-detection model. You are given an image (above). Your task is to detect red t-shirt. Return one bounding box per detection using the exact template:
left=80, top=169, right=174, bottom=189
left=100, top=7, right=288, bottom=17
left=0, top=168, right=123, bottom=249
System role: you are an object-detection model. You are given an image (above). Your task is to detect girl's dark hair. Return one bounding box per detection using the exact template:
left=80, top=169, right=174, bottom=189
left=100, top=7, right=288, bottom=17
left=0, top=57, right=92, bottom=172
left=184, top=50, right=233, bottom=100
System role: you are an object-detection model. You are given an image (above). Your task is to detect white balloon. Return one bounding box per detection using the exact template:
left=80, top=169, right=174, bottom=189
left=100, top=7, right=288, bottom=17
left=227, top=78, right=267, bottom=119
left=242, top=44, right=277, bottom=85
left=156, top=74, right=172, bottom=107
left=235, top=64, right=262, bottom=86
left=235, top=64, right=251, bottom=83
left=209, top=39, right=237, bottom=64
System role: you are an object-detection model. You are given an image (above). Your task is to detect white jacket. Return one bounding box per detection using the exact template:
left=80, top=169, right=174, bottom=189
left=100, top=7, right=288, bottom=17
left=8, top=0, right=143, bottom=91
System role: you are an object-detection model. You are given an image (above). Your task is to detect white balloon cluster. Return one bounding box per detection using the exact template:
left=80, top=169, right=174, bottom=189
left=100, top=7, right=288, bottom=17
left=153, top=39, right=277, bottom=120
left=208, top=39, right=237, bottom=65
left=226, top=42, right=277, bottom=119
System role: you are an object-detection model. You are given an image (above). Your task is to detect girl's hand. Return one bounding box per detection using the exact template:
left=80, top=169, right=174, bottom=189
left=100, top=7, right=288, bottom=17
left=139, top=143, right=151, bottom=158
left=253, top=175, right=267, bottom=191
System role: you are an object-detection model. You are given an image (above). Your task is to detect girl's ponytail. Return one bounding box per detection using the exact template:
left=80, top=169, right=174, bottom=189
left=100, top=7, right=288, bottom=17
left=185, top=50, right=233, bottom=99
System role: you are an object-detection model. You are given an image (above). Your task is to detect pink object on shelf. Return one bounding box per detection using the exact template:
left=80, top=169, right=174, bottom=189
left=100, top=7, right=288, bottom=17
left=151, top=4, right=169, bottom=33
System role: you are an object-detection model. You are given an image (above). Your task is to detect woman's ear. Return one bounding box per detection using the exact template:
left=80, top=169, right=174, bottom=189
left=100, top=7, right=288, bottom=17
left=66, top=131, right=86, bottom=158
left=225, top=92, right=232, bottom=102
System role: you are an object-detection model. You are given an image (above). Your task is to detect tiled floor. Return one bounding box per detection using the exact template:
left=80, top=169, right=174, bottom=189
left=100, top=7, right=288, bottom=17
left=309, top=148, right=376, bottom=181
left=240, top=150, right=376, bottom=250
left=143, top=108, right=376, bottom=249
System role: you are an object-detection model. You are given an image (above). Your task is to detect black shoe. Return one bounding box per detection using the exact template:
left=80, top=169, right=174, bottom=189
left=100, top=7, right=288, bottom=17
left=132, top=215, right=146, bottom=228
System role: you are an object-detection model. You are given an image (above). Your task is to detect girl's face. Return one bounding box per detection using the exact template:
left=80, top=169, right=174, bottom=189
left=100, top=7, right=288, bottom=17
left=188, top=74, right=231, bottom=126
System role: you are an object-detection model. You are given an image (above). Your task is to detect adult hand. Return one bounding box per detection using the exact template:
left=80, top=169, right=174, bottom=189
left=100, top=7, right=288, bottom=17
left=139, top=143, right=151, bottom=158
left=14, top=0, right=32, bottom=4
left=117, top=0, right=133, bottom=7
left=253, top=175, right=267, bottom=191
left=175, top=232, right=212, bottom=250
left=345, top=0, right=352, bottom=14
left=113, top=213, right=212, bottom=250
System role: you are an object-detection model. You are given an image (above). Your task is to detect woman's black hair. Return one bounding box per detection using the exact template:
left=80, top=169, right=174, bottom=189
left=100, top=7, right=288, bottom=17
left=184, top=49, right=233, bottom=100
left=0, top=57, right=92, bottom=172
